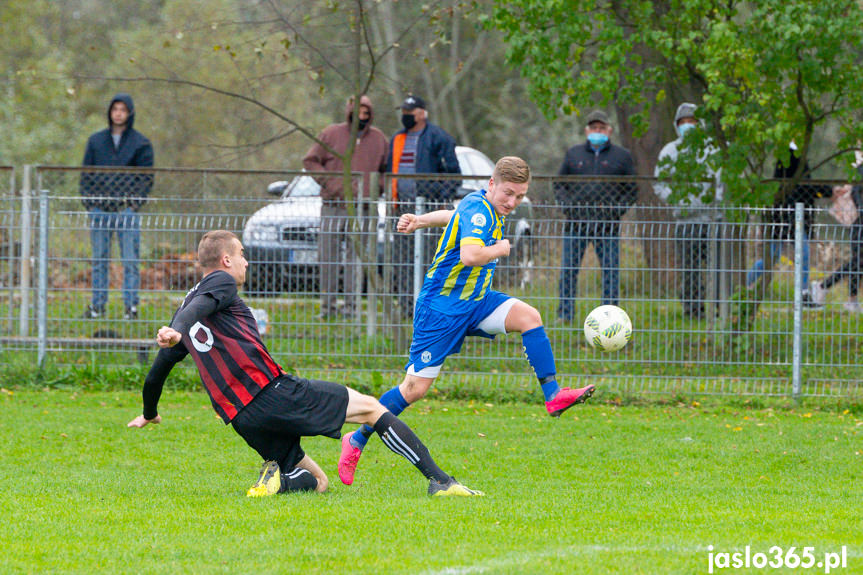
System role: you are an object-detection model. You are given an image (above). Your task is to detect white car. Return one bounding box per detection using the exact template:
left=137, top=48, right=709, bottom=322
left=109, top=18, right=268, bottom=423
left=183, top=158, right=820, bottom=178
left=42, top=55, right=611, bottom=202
left=242, top=146, right=532, bottom=294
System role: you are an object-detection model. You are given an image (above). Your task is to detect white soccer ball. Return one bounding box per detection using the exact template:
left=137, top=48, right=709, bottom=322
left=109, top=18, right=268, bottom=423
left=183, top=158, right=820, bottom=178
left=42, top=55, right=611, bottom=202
left=583, top=305, right=633, bottom=352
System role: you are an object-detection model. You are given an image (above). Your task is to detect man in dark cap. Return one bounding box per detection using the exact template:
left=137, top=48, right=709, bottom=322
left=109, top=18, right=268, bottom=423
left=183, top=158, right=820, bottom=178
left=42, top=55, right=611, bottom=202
left=387, top=94, right=461, bottom=316
left=554, top=110, right=637, bottom=319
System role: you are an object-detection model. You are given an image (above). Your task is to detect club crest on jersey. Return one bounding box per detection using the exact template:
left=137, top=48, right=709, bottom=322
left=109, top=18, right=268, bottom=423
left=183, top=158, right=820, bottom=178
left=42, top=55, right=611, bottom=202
left=421, top=350, right=432, bottom=363
left=190, top=322, right=214, bottom=352
left=470, top=213, right=486, bottom=227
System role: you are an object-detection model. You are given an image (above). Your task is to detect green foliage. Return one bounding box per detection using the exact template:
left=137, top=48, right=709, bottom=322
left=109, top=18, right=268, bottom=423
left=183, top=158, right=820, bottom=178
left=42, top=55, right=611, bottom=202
left=2, top=390, right=860, bottom=573
left=487, top=0, right=863, bottom=205
left=0, top=0, right=170, bottom=165
left=0, top=0, right=604, bottom=177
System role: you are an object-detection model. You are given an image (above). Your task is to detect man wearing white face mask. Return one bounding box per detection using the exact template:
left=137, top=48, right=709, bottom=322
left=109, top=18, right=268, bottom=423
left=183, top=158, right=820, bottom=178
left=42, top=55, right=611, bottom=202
left=554, top=110, right=637, bottom=320
left=653, top=102, right=724, bottom=319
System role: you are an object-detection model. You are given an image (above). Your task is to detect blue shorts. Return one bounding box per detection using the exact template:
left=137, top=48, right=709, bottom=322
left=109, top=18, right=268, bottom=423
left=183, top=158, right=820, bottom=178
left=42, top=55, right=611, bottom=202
left=405, top=290, right=516, bottom=378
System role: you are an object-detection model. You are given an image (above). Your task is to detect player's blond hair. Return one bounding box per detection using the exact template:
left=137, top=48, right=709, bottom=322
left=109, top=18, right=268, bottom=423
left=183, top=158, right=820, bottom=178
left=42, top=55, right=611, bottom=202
left=493, top=156, right=531, bottom=185
left=198, top=230, right=239, bottom=269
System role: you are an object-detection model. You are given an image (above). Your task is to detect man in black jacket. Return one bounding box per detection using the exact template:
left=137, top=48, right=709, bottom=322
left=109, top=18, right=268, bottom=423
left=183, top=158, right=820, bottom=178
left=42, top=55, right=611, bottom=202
left=746, top=144, right=829, bottom=308
left=388, top=94, right=461, bottom=317
left=554, top=110, right=637, bottom=320
left=80, top=93, right=154, bottom=320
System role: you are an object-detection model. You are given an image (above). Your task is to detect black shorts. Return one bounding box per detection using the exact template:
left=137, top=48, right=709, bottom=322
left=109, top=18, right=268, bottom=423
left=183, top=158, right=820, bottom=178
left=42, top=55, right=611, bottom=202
left=231, top=374, right=349, bottom=469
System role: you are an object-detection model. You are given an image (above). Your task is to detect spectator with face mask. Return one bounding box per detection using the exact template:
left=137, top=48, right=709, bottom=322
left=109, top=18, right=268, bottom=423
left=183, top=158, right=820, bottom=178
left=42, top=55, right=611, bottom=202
left=653, top=103, right=724, bottom=319
left=554, top=110, right=637, bottom=320
left=303, top=95, right=388, bottom=319
left=387, top=94, right=461, bottom=317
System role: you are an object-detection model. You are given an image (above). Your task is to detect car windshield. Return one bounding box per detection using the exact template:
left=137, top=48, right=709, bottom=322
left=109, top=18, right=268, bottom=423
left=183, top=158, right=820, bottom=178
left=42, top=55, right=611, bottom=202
left=456, top=147, right=494, bottom=194
left=285, top=175, right=321, bottom=198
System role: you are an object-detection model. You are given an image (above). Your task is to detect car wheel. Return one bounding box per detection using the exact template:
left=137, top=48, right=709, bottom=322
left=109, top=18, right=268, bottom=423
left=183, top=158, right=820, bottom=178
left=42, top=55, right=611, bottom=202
left=246, top=263, right=283, bottom=297
left=282, top=265, right=319, bottom=294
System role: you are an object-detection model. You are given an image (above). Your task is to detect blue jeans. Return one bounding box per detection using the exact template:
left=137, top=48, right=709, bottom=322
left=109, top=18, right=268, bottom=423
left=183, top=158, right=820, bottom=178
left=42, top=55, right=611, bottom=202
left=747, top=238, right=810, bottom=288
left=88, top=208, right=141, bottom=310
left=558, top=220, right=620, bottom=319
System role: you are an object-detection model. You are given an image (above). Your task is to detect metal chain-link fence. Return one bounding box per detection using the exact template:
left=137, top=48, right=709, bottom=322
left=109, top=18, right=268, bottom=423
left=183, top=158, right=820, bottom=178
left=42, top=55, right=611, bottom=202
left=1, top=166, right=859, bottom=399
left=1, top=167, right=17, bottom=337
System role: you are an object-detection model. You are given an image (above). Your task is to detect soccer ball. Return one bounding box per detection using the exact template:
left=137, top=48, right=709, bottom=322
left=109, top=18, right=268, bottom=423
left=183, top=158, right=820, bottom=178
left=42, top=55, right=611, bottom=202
left=583, top=305, right=633, bottom=352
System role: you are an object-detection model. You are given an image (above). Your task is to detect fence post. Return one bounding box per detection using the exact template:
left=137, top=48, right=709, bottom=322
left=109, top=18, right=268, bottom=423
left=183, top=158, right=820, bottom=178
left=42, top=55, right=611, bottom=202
left=5, top=168, right=15, bottom=334
left=366, top=173, right=379, bottom=337
left=381, top=175, right=396, bottom=330
left=716, top=219, right=730, bottom=323
left=37, top=187, right=49, bottom=365
left=413, top=195, right=425, bottom=302
left=18, top=166, right=32, bottom=337
left=791, top=202, right=804, bottom=399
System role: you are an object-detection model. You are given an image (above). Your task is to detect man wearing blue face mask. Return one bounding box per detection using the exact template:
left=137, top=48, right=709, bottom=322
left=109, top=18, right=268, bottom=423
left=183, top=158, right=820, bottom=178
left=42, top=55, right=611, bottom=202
left=653, top=103, right=724, bottom=319
left=554, top=110, right=637, bottom=320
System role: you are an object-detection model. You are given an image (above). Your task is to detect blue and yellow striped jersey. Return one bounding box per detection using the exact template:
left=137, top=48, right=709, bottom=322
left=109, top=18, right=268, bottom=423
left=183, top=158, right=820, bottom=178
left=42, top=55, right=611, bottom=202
left=417, top=190, right=505, bottom=313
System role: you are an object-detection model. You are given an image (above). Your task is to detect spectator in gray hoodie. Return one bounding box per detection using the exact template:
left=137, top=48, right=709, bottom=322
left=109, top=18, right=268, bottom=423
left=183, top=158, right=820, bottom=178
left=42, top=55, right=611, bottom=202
left=653, top=103, right=723, bottom=319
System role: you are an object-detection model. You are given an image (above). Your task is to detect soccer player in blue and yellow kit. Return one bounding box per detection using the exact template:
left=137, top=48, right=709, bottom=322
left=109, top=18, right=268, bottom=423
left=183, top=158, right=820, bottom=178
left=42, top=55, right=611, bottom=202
left=339, top=156, right=595, bottom=485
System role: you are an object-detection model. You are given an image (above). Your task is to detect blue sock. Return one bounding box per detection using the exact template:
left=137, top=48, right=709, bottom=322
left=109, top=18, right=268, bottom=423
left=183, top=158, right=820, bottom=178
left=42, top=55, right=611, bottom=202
left=350, top=386, right=411, bottom=450
left=522, top=326, right=559, bottom=401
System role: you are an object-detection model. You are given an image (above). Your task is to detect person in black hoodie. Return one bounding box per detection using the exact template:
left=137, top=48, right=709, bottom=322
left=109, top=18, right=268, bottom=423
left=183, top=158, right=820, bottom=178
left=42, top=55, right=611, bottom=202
left=80, top=93, right=154, bottom=320
left=746, top=143, right=829, bottom=308
left=810, top=159, right=863, bottom=313
left=554, top=110, right=637, bottom=320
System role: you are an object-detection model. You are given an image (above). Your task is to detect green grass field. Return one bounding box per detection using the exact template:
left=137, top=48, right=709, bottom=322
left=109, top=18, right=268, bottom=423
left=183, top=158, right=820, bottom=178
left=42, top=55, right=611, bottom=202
left=2, top=388, right=860, bottom=574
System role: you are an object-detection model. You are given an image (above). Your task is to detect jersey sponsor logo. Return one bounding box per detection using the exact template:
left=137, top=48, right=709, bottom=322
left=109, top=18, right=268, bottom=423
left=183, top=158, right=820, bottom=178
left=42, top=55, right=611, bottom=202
left=421, top=350, right=432, bottom=363
left=470, top=213, right=486, bottom=227
left=189, top=322, right=214, bottom=353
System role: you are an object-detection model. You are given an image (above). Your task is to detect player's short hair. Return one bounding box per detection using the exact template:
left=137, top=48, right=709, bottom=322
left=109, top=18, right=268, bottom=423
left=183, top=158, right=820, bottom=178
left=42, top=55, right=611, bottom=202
left=493, top=156, right=531, bottom=185
left=198, top=230, right=239, bottom=269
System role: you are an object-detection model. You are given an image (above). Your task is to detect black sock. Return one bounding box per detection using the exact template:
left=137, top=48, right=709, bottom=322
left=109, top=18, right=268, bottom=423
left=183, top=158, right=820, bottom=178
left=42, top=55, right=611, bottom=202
left=279, top=467, right=318, bottom=493
left=358, top=424, right=374, bottom=441
left=373, top=411, right=449, bottom=484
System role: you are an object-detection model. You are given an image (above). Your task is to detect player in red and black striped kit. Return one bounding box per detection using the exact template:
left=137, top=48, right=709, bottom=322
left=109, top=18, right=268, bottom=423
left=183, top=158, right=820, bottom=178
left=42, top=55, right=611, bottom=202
left=127, top=230, right=481, bottom=497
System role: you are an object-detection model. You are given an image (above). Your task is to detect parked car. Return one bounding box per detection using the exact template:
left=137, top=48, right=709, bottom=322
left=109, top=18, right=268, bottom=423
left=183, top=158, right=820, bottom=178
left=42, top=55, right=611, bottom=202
left=242, top=146, right=533, bottom=294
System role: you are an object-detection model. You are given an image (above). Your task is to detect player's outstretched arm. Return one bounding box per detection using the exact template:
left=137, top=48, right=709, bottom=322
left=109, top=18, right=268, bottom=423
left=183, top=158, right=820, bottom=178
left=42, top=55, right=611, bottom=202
left=397, top=209, right=454, bottom=233
left=129, top=342, right=189, bottom=429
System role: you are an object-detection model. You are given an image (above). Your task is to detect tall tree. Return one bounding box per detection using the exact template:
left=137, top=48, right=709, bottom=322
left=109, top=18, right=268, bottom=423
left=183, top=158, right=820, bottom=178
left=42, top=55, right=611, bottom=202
left=487, top=0, right=863, bottom=331
left=486, top=0, right=863, bottom=201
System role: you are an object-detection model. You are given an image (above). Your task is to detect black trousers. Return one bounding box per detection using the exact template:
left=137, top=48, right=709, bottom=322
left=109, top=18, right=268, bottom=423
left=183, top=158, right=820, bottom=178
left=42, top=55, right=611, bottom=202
left=675, top=222, right=713, bottom=318
left=822, top=224, right=863, bottom=297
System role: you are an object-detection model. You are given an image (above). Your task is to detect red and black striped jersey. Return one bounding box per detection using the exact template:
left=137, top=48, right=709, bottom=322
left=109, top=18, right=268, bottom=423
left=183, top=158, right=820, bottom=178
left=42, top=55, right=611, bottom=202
left=176, top=270, right=284, bottom=423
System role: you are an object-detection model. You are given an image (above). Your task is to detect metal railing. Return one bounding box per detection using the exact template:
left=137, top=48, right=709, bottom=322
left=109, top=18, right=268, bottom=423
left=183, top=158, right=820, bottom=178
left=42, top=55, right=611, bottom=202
left=0, top=165, right=859, bottom=399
